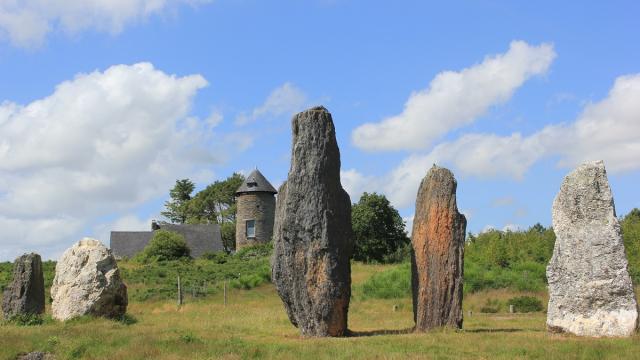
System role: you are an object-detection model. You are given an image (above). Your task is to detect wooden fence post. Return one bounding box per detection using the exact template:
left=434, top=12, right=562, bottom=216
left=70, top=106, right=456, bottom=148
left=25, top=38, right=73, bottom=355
left=177, top=275, right=183, bottom=307
left=223, top=281, right=227, bottom=306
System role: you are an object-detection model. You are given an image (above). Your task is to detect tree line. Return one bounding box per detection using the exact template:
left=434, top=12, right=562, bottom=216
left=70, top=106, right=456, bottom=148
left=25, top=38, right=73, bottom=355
left=158, top=176, right=640, bottom=290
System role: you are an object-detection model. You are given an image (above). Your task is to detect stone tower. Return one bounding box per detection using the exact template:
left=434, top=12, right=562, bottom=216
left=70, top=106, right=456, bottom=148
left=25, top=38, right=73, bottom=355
left=235, top=169, right=278, bottom=249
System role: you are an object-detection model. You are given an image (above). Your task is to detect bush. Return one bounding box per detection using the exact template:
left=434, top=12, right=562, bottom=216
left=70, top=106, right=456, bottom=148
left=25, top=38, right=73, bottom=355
left=507, top=296, right=544, bottom=313
left=4, top=313, right=46, bottom=326
left=480, top=298, right=501, bottom=313
left=235, top=242, right=273, bottom=260
left=138, top=230, right=191, bottom=262
left=360, top=262, right=411, bottom=299
left=229, top=260, right=271, bottom=290
left=202, top=251, right=229, bottom=264
left=463, top=224, right=556, bottom=293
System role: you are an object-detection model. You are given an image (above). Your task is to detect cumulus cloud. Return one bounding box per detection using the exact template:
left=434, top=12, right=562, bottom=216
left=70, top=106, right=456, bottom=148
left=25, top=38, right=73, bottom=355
left=235, top=82, right=308, bottom=125
left=556, top=74, right=640, bottom=172
left=347, top=73, right=640, bottom=209
left=395, top=73, right=640, bottom=185
left=352, top=41, right=556, bottom=151
left=492, top=196, right=515, bottom=207
left=340, top=169, right=379, bottom=203
left=92, top=214, right=156, bottom=247
left=0, top=0, right=210, bottom=48
left=0, top=62, right=222, bottom=259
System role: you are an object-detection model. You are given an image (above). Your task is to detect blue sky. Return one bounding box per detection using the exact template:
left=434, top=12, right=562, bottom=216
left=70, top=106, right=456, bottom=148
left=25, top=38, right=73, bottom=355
left=0, top=1, right=639, bottom=260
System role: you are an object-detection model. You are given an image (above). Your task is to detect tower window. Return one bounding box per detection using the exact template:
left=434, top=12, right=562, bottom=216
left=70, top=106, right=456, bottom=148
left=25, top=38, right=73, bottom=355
left=246, top=220, right=256, bottom=238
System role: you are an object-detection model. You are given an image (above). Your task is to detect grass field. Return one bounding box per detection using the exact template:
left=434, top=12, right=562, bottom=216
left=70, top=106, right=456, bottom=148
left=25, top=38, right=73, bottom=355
left=2, top=263, right=640, bottom=360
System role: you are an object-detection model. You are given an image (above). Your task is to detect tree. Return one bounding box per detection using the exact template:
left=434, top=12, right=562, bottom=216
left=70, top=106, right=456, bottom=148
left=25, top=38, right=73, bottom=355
left=352, top=192, right=410, bottom=263
left=622, top=208, right=640, bottom=283
left=186, top=173, right=245, bottom=252
left=161, top=179, right=195, bottom=224
left=140, top=230, right=190, bottom=261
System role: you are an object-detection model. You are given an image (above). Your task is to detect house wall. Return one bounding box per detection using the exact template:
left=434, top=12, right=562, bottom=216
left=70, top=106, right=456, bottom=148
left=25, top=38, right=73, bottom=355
left=236, top=192, right=276, bottom=249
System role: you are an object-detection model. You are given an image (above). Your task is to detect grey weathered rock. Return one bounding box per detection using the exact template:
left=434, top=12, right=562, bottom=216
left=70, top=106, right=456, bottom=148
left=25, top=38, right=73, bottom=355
left=547, top=160, right=638, bottom=337
left=16, top=352, right=54, bottom=360
left=2, top=253, right=45, bottom=319
left=272, top=106, right=353, bottom=337
left=411, top=165, right=466, bottom=331
left=51, top=238, right=128, bottom=321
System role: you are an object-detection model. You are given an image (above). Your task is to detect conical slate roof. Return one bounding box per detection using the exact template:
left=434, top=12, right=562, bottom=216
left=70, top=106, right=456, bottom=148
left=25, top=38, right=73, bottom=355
left=235, top=169, right=278, bottom=194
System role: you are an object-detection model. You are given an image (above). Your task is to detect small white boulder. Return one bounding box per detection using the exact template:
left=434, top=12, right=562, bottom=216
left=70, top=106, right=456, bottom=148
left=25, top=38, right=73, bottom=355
left=51, top=238, right=128, bottom=321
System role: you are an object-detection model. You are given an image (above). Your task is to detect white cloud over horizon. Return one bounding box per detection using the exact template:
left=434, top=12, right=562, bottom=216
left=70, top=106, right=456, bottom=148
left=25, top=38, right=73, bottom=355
left=344, top=72, right=640, bottom=209
left=0, top=0, right=211, bottom=48
left=0, top=62, right=230, bottom=259
left=235, top=82, right=308, bottom=126
left=352, top=41, right=556, bottom=151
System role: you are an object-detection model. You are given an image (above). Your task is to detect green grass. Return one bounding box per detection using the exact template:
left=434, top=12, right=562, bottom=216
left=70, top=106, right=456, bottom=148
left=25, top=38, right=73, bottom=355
left=2, top=262, right=640, bottom=359
left=119, top=252, right=271, bottom=302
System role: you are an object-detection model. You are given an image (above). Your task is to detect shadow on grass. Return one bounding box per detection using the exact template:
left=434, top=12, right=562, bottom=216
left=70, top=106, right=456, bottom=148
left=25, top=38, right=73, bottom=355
left=347, top=328, right=414, bottom=337
left=465, top=328, right=526, bottom=333
left=349, top=327, right=530, bottom=337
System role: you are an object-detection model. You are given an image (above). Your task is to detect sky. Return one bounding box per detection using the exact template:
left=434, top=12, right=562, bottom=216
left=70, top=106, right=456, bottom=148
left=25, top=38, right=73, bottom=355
left=0, top=0, right=639, bottom=261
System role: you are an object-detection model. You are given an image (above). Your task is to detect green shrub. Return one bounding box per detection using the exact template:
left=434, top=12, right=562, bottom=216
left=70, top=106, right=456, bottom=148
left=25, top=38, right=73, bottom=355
left=360, top=262, right=411, bottom=299
left=235, top=242, right=273, bottom=260
left=382, top=242, right=412, bottom=264
left=507, top=296, right=544, bottom=313
left=5, top=313, right=46, bottom=326
left=202, top=251, right=230, bottom=264
left=230, top=264, right=271, bottom=290
left=138, top=230, right=191, bottom=262
left=480, top=298, right=501, bottom=313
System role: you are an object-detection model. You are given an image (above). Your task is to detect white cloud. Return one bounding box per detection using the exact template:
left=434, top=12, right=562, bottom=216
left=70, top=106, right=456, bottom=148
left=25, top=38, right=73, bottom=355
left=0, top=62, right=219, bottom=259
left=92, top=214, right=156, bottom=247
left=409, top=73, right=640, bottom=179
left=403, top=215, right=414, bottom=234
left=352, top=41, right=556, bottom=151
left=340, top=169, right=379, bottom=203
left=502, top=224, right=521, bottom=232
left=481, top=225, right=496, bottom=233
left=0, top=0, right=211, bottom=48
left=347, top=73, right=640, bottom=210
left=205, top=110, right=223, bottom=128
left=556, top=74, right=640, bottom=172
left=492, top=196, right=514, bottom=207
left=235, top=82, right=308, bottom=125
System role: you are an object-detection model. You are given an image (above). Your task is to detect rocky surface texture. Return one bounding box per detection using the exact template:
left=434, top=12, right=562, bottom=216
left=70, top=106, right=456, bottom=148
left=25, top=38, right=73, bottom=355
left=2, top=253, right=45, bottom=319
left=16, top=352, right=54, bottom=360
left=272, top=106, right=353, bottom=337
left=51, top=238, right=128, bottom=321
left=547, top=160, right=638, bottom=337
left=411, top=165, right=466, bottom=331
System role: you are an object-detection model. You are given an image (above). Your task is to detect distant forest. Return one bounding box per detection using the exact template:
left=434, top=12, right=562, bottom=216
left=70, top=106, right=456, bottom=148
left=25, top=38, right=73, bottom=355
left=464, top=208, right=640, bottom=293
left=1, top=209, right=639, bottom=298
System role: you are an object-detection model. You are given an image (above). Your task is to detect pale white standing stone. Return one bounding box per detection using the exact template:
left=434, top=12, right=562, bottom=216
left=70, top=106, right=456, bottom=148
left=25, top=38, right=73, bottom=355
left=547, top=161, right=638, bottom=337
left=51, top=238, right=128, bottom=321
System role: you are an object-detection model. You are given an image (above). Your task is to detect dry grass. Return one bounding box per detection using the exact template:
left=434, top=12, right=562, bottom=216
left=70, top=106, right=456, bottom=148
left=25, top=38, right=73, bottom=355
left=2, top=264, right=640, bottom=359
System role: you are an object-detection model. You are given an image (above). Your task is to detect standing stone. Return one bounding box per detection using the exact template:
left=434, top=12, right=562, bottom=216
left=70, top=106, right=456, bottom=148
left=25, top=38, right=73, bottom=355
left=411, top=165, right=466, bottom=331
left=547, top=160, right=638, bottom=337
left=2, top=253, right=45, bottom=319
left=51, top=238, right=128, bottom=321
left=272, top=106, right=353, bottom=337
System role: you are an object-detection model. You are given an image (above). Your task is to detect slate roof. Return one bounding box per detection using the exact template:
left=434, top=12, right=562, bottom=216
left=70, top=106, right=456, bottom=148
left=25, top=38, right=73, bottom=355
left=159, top=223, right=224, bottom=257
left=235, top=169, right=277, bottom=195
left=110, top=223, right=223, bottom=259
left=109, top=232, right=152, bottom=259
